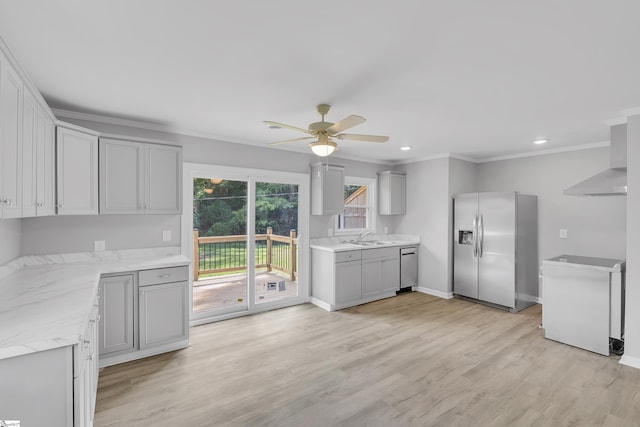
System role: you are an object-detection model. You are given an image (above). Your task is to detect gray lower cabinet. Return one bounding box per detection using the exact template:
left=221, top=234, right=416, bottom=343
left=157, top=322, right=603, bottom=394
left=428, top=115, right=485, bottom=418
left=139, top=280, right=189, bottom=349
left=98, top=273, right=136, bottom=357
left=98, top=265, right=189, bottom=367
left=0, top=294, right=99, bottom=427
left=312, top=247, right=400, bottom=311
left=335, top=257, right=362, bottom=306
left=362, top=247, right=400, bottom=297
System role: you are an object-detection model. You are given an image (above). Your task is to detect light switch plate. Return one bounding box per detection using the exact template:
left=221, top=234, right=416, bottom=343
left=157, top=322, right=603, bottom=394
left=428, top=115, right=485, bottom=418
left=559, top=229, right=568, bottom=239
left=162, top=230, right=172, bottom=242
left=94, top=240, right=106, bottom=252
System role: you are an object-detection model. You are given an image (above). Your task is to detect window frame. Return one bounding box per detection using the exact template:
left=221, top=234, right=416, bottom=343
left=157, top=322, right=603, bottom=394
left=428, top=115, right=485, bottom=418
left=334, top=176, right=376, bottom=236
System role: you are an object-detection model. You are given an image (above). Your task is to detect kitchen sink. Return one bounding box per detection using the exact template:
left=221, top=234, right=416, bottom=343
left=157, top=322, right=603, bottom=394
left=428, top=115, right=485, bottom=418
left=339, top=239, right=400, bottom=247
left=359, top=240, right=384, bottom=246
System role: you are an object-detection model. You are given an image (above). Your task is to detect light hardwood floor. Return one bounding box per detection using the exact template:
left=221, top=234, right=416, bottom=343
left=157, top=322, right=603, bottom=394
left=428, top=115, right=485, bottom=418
left=94, top=293, right=640, bottom=426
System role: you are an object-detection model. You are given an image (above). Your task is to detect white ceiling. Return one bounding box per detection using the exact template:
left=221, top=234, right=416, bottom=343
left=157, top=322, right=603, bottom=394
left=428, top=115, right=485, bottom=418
left=1, top=1, right=639, bottom=163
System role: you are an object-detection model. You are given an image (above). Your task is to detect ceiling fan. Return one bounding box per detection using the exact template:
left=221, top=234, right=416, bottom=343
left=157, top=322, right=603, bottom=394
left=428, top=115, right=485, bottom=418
left=264, top=104, right=389, bottom=157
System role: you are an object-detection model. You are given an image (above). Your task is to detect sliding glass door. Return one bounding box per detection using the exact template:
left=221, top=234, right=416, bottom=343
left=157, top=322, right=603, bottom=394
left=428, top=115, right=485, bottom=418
left=254, top=181, right=299, bottom=305
left=192, top=178, right=248, bottom=315
left=185, top=164, right=308, bottom=324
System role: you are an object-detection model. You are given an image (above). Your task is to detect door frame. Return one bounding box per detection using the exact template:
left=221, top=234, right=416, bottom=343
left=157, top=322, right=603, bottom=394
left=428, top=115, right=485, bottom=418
left=182, top=162, right=310, bottom=326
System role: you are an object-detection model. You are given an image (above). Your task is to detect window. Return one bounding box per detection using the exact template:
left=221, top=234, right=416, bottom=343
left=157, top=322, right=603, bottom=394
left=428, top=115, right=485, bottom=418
left=335, top=177, right=376, bottom=234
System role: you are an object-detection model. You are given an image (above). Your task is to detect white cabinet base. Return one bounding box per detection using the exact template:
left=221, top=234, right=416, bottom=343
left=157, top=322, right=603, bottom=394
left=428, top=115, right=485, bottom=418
left=311, top=291, right=398, bottom=312
left=99, top=339, right=189, bottom=368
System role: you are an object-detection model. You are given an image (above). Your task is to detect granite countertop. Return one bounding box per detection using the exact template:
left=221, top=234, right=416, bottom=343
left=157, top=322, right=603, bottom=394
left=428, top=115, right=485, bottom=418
left=310, top=234, right=420, bottom=252
left=0, top=247, right=189, bottom=361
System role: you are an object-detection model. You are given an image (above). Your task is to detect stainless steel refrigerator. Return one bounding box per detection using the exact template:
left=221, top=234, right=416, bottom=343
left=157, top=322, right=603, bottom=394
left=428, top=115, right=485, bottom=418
left=453, top=192, right=538, bottom=312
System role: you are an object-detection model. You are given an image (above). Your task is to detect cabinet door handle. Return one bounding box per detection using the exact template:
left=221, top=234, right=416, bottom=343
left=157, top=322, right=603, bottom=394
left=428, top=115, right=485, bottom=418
left=157, top=274, right=170, bottom=278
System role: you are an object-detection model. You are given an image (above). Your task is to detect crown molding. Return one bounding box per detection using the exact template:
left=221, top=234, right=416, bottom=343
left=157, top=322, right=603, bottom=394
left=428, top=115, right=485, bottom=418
left=51, top=108, right=258, bottom=146
left=51, top=108, right=612, bottom=167
left=605, top=117, right=628, bottom=126
left=391, top=152, right=456, bottom=165
left=476, top=141, right=609, bottom=163
left=621, top=107, right=640, bottom=118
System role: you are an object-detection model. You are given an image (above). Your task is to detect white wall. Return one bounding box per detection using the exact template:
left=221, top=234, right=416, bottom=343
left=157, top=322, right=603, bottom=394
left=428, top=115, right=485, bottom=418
left=447, top=158, right=478, bottom=291
left=0, top=218, right=21, bottom=263
left=394, top=157, right=451, bottom=296
left=623, top=114, right=640, bottom=368
left=21, top=215, right=180, bottom=255
left=476, top=147, right=626, bottom=263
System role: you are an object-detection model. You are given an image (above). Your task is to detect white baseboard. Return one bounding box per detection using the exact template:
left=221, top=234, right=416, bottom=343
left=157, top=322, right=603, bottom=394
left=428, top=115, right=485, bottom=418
left=619, top=354, right=640, bottom=370
left=310, top=297, right=333, bottom=312
left=416, top=286, right=453, bottom=299
left=99, top=339, right=190, bottom=368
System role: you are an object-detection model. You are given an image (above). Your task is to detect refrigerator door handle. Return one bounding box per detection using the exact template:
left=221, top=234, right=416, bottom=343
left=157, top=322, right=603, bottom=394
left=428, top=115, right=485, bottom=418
left=478, top=215, right=484, bottom=258
left=472, top=215, right=478, bottom=258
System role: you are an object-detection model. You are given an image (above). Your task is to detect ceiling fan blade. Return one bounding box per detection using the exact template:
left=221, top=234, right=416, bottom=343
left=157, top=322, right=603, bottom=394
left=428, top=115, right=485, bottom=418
left=335, top=134, right=389, bottom=143
left=326, top=115, right=366, bottom=134
left=263, top=121, right=311, bottom=134
left=268, top=136, right=316, bottom=146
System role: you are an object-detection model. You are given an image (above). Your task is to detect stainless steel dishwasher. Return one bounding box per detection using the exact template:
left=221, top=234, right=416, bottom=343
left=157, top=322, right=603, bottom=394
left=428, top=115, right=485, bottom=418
left=400, top=246, right=418, bottom=291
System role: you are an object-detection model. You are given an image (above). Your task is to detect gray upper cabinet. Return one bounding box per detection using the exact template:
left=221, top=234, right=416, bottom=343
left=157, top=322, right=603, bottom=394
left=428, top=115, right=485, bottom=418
left=1, top=39, right=55, bottom=219
left=378, top=171, right=406, bottom=215
left=56, top=125, right=99, bottom=215
left=0, top=49, right=23, bottom=218
left=311, top=162, right=344, bottom=215
left=145, top=143, right=182, bottom=214
left=100, top=138, right=182, bottom=214
left=22, top=88, right=55, bottom=217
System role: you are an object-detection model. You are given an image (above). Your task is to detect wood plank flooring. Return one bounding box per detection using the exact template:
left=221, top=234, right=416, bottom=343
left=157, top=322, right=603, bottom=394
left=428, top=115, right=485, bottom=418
left=193, top=272, right=298, bottom=312
left=94, top=293, right=640, bottom=426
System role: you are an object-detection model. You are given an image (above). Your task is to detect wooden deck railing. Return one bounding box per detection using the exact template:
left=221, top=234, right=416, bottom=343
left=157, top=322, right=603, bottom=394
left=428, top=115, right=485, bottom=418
left=192, top=227, right=297, bottom=282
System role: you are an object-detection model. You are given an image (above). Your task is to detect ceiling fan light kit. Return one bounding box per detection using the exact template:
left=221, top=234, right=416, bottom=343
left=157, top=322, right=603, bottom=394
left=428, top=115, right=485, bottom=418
left=264, top=104, right=389, bottom=157
left=309, top=140, right=337, bottom=157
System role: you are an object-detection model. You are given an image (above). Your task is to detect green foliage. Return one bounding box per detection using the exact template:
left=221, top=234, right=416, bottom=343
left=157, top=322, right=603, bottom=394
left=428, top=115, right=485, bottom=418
left=193, top=178, right=298, bottom=237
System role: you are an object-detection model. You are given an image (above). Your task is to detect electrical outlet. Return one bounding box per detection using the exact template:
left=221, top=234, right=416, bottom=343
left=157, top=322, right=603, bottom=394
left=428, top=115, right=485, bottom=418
left=328, top=228, right=334, bottom=237
left=383, top=226, right=389, bottom=234
left=94, top=240, right=106, bottom=252
left=559, top=229, right=568, bottom=239
left=162, top=230, right=172, bottom=242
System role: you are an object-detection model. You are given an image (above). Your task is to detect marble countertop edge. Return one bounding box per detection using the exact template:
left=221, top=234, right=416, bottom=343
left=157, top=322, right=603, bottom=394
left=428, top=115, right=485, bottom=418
left=0, top=247, right=190, bottom=361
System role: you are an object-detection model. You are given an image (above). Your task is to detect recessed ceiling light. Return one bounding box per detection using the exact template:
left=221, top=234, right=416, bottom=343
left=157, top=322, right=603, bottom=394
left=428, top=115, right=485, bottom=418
left=533, top=139, right=549, bottom=145
left=400, top=146, right=412, bottom=151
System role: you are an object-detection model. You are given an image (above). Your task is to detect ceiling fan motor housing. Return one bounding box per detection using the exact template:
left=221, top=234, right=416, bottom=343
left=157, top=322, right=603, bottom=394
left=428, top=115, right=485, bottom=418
left=308, top=121, right=333, bottom=133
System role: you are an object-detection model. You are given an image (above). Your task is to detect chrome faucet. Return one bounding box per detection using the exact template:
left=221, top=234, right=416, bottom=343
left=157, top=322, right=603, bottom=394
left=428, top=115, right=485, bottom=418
left=357, top=231, right=375, bottom=243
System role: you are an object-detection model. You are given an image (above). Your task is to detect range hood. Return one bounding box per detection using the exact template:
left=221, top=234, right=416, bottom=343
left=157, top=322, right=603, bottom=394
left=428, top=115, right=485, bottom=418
left=564, top=124, right=627, bottom=196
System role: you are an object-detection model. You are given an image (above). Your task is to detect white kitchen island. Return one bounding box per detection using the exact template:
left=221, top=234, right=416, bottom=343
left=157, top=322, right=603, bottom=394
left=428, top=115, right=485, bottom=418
left=542, top=255, right=625, bottom=356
